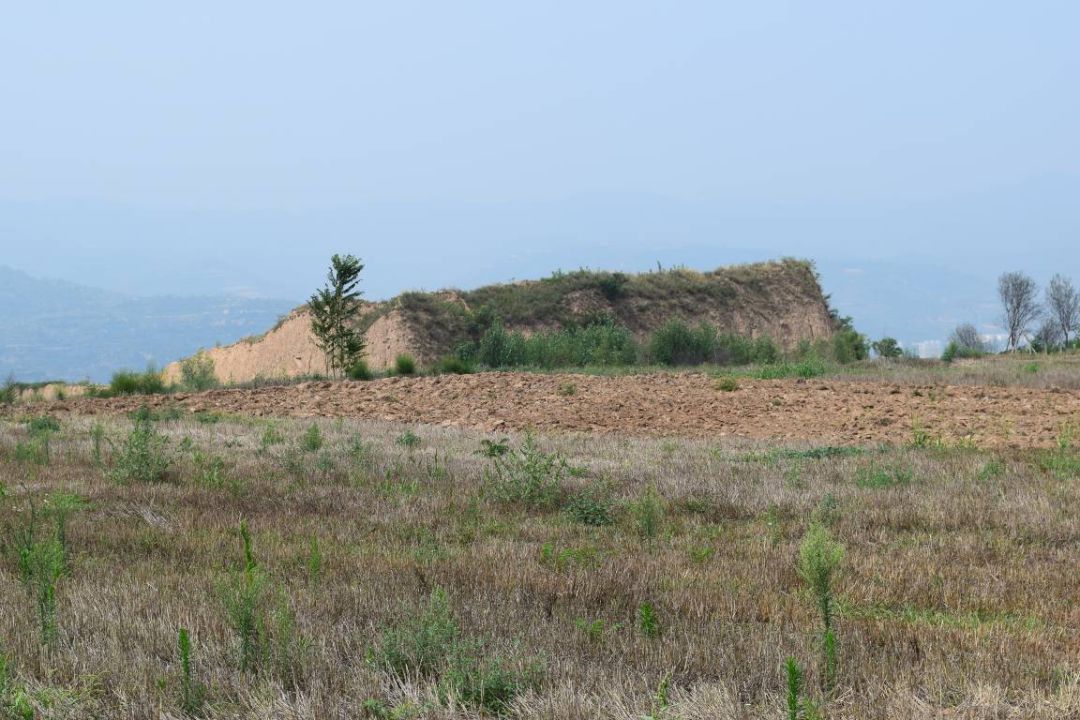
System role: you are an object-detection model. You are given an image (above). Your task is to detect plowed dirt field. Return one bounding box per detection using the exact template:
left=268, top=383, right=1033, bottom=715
left=51, top=372, right=1080, bottom=448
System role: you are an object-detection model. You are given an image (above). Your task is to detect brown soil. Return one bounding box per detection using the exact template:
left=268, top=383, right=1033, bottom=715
left=54, top=372, right=1080, bottom=448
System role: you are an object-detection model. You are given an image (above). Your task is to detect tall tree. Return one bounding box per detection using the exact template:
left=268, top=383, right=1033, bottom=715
left=998, top=272, right=1041, bottom=351
left=1045, top=273, right=1079, bottom=346
left=309, top=254, right=366, bottom=376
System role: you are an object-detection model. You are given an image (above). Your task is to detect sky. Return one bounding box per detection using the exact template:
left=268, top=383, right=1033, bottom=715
left=2, top=2, right=1078, bottom=350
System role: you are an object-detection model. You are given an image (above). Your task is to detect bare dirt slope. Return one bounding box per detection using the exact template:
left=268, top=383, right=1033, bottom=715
left=58, top=372, right=1080, bottom=448
left=164, top=259, right=835, bottom=383
left=162, top=306, right=418, bottom=385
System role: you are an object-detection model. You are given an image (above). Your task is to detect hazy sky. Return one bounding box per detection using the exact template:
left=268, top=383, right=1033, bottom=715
left=2, top=2, right=1078, bottom=344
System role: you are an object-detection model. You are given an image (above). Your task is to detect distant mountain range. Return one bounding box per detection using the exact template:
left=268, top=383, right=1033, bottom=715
left=0, top=265, right=297, bottom=383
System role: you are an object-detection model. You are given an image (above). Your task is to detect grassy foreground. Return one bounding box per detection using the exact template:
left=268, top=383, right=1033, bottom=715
left=0, top=412, right=1078, bottom=719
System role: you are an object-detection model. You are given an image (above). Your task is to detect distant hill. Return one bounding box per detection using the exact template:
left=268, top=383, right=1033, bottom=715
left=165, top=258, right=835, bottom=383
left=0, top=266, right=296, bottom=383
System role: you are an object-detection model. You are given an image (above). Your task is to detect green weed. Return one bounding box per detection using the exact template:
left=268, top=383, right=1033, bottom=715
left=177, top=627, right=205, bottom=715
left=637, top=601, right=660, bottom=638
left=798, top=522, right=844, bottom=692
left=110, top=413, right=171, bottom=484
left=629, top=485, right=664, bottom=540
left=486, top=434, right=566, bottom=510
left=301, top=424, right=324, bottom=453
left=563, top=482, right=615, bottom=526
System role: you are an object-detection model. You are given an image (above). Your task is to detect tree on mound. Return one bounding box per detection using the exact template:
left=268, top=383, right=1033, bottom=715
left=309, top=254, right=366, bottom=376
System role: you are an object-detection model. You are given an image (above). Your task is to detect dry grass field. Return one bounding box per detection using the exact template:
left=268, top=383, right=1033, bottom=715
left=1, top=403, right=1078, bottom=718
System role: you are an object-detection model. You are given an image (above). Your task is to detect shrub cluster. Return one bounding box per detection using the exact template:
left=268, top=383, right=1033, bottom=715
left=468, top=320, right=637, bottom=369
left=461, top=316, right=872, bottom=370
left=110, top=410, right=171, bottom=484
left=647, top=321, right=779, bottom=366
left=179, top=350, right=218, bottom=391
left=393, top=354, right=417, bottom=376
left=0, top=376, right=16, bottom=405
left=99, top=367, right=167, bottom=397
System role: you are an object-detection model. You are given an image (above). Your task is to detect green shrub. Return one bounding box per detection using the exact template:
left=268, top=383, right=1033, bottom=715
left=24, top=536, right=64, bottom=643
left=126, top=404, right=182, bottom=422
left=220, top=521, right=307, bottom=686
left=472, top=319, right=637, bottom=369
left=222, top=524, right=269, bottom=673
left=596, top=272, right=628, bottom=301
left=831, top=328, right=869, bottom=364
left=395, top=430, right=421, bottom=448
left=177, top=628, right=205, bottom=715
left=785, top=657, right=803, bottom=720
left=192, top=450, right=228, bottom=488
left=435, top=355, right=473, bottom=375
left=637, top=601, right=660, bottom=638
left=485, top=434, right=566, bottom=509
left=476, top=320, right=514, bottom=367
left=798, top=522, right=844, bottom=691
left=751, top=357, right=827, bottom=379
left=478, top=438, right=510, bottom=458
left=14, top=436, right=51, bottom=466
left=394, top=354, right=417, bottom=376
left=110, top=413, right=171, bottom=484
left=941, top=341, right=987, bottom=363
left=25, top=416, right=60, bottom=434
left=44, top=492, right=87, bottom=571
left=855, top=463, right=913, bottom=489
left=629, top=485, right=664, bottom=540
left=347, top=360, right=374, bottom=381
left=260, top=423, right=285, bottom=449
left=646, top=321, right=778, bottom=366
left=0, top=375, right=16, bottom=405
left=441, top=645, right=538, bottom=714
left=369, top=588, right=459, bottom=677
left=301, top=424, right=324, bottom=453
left=179, top=350, right=218, bottom=391
left=648, top=320, right=712, bottom=365
left=715, top=377, right=739, bottom=392
left=563, top=483, right=615, bottom=526
left=368, top=588, right=539, bottom=714
left=109, top=367, right=167, bottom=396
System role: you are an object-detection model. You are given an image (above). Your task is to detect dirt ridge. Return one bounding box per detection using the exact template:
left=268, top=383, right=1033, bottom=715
left=165, top=259, right=835, bottom=384
left=58, top=372, right=1080, bottom=449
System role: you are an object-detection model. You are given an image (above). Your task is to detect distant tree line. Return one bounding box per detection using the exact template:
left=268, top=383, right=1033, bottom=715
left=944, top=271, right=1079, bottom=360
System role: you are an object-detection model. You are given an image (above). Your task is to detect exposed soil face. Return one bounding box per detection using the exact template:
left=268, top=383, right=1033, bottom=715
left=55, top=372, right=1080, bottom=448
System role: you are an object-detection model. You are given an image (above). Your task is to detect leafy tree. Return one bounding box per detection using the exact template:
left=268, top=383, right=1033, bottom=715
left=831, top=316, right=869, bottom=364
left=309, top=254, right=366, bottom=376
left=871, top=337, right=902, bottom=359
left=998, top=272, right=1041, bottom=351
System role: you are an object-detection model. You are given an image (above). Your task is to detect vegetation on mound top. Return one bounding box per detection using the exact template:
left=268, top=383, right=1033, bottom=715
left=382, top=259, right=831, bottom=362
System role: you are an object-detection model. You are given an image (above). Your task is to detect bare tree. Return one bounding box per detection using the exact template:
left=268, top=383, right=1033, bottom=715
left=998, top=272, right=1041, bottom=351
left=950, top=323, right=988, bottom=353
left=1033, top=318, right=1063, bottom=353
left=1045, top=274, right=1079, bottom=345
